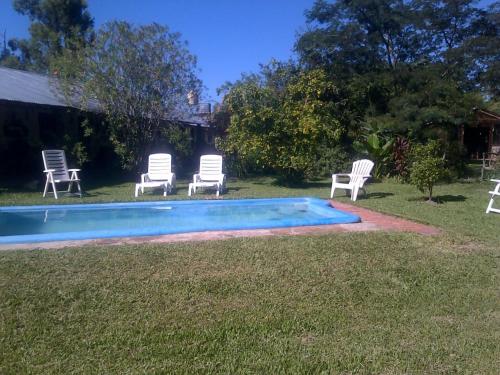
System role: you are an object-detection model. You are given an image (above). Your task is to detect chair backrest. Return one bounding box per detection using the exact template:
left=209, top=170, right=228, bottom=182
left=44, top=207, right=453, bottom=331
left=42, top=150, right=70, bottom=181
left=351, top=159, right=374, bottom=185
left=483, top=152, right=498, bottom=169
left=147, top=153, right=172, bottom=180
left=199, top=155, right=223, bottom=180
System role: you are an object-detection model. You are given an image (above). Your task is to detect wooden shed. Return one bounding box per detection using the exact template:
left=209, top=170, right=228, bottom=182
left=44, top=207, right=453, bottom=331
left=461, top=108, right=500, bottom=159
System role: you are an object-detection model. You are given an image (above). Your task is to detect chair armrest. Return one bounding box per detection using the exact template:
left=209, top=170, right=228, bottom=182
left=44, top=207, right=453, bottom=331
left=491, top=179, right=500, bottom=183
left=43, top=169, right=56, bottom=173
left=332, top=173, right=351, bottom=183
left=141, top=173, right=149, bottom=184
left=193, top=173, right=201, bottom=183
left=68, top=169, right=81, bottom=172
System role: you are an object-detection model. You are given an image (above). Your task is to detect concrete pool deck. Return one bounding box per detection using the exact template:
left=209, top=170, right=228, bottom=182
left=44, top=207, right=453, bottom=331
left=0, top=200, right=440, bottom=251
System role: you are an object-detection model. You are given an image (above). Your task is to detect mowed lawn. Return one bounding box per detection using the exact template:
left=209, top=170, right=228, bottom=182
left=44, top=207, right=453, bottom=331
left=0, top=178, right=499, bottom=374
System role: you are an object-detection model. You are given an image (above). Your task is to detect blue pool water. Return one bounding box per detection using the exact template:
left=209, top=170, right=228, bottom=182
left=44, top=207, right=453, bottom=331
left=0, top=198, right=360, bottom=244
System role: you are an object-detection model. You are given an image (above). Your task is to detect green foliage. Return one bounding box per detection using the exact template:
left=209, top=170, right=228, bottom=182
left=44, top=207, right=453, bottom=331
left=295, top=0, right=499, bottom=159
left=392, top=136, right=411, bottom=181
left=355, top=132, right=393, bottom=179
left=56, top=21, right=201, bottom=171
left=409, top=141, right=446, bottom=201
left=2, top=0, right=94, bottom=71
left=221, top=68, right=348, bottom=182
left=311, top=144, right=351, bottom=178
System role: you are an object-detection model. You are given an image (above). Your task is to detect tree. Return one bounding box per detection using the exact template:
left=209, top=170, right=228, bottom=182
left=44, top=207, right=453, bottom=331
left=4, top=0, right=93, bottom=71
left=0, top=30, right=23, bottom=69
left=296, top=0, right=423, bottom=75
left=58, top=21, right=201, bottom=171
left=409, top=141, right=445, bottom=202
left=221, top=68, right=348, bottom=181
left=295, top=0, right=498, bottom=162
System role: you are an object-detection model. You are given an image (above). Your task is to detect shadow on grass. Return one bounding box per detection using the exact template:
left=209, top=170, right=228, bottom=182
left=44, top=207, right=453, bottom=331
left=435, top=195, right=467, bottom=203
left=226, top=187, right=246, bottom=192
left=364, top=192, right=394, bottom=199
left=407, top=195, right=467, bottom=203
left=83, top=191, right=111, bottom=197
left=264, top=179, right=331, bottom=189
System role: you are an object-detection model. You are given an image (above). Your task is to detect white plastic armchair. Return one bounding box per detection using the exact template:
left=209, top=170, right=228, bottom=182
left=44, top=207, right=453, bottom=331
left=331, top=159, right=374, bottom=201
left=486, top=179, right=500, bottom=214
left=136, top=153, right=176, bottom=197
left=42, top=149, right=82, bottom=199
left=189, top=155, right=226, bottom=197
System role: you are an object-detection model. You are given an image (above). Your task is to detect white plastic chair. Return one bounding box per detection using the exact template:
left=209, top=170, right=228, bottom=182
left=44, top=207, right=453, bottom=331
left=188, top=155, right=226, bottom=197
left=331, top=159, right=374, bottom=201
left=42, top=149, right=82, bottom=199
left=486, top=179, right=500, bottom=214
left=135, top=153, right=176, bottom=197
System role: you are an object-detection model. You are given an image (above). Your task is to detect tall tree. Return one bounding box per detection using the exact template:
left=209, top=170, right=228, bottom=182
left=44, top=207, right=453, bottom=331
left=296, top=0, right=423, bottom=75
left=57, top=21, right=202, bottom=171
left=5, top=0, right=93, bottom=71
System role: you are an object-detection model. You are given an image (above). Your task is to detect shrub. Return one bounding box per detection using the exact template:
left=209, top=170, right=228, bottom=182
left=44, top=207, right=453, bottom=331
left=392, top=136, right=411, bottom=181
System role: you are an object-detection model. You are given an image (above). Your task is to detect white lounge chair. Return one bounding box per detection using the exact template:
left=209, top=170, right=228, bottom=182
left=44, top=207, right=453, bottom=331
left=42, top=149, right=82, bottom=199
left=188, top=155, right=226, bottom=197
left=331, top=159, right=374, bottom=201
left=135, top=153, right=176, bottom=197
left=486, top=179, right=500, bottom=214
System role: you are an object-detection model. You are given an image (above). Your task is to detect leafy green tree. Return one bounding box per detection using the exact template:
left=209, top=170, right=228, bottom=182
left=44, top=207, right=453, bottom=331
left=410, top=141, right=445, bottom=202
left=3, top=0, right=93, bottom=71
left=296, top=0, right=498, bottom=142
left=57, top=21, right=201, bottom=171
left=221, top=69, right=348, bottom=181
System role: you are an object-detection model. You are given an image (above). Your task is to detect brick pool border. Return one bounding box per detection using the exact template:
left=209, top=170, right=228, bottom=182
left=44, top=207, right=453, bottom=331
left=0, top=200, right=440, bottom=251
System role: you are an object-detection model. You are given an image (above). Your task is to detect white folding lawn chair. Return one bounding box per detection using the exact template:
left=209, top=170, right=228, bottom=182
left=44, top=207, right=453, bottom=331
left=486, top=179, right=500, bottom=214
left=188, top=155, right=226, bottom=197
left=135, top=153, right=176, bottom=197
left=331, top=159, right=374, bottom=201
left=42, top=149, right=82, bottom=199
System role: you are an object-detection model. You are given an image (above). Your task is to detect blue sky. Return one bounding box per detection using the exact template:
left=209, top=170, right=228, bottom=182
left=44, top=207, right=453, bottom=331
left=0, top=0, right=496, bottom=102
left=0, top=0, right=315, bottom=101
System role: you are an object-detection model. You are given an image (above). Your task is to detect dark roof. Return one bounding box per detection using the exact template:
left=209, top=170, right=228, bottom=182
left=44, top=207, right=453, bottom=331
left=0, top=66, right=71, bottom=108
left=0, top=66, right=210, bottom=127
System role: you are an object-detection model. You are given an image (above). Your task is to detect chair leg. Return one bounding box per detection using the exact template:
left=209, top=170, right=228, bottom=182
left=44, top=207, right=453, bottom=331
left=43, top=175, right=50, bottom=197
left=51, top=180, right=58, bottom=199
left=330, top=183, right=335, bottom=199
left=486, top=197, right=493, bottom=213
left=76, top=181, right=82, bottom=197
left=351, top=187, right=359, bottom=201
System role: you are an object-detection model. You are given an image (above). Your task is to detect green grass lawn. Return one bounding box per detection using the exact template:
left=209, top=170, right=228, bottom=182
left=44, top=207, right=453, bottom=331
left=0, top=177, right=499, bottom=374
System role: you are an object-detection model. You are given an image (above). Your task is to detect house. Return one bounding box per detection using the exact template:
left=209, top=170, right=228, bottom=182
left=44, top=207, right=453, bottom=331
left=461, top=108, right=500, bottom=158
left=0, top=66, right=214, bottom=181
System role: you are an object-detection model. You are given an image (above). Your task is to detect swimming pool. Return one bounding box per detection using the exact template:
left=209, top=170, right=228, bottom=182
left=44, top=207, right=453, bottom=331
left=0, top=197, right=360, bottom=244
